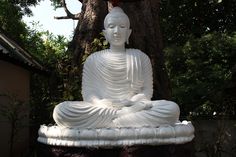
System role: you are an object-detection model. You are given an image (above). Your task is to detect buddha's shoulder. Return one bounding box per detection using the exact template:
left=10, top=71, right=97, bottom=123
left=85, top=49, right=108, bottom=61
left=85, top=49, right=149, bottom=61
left=127, top=48, right=150, bottom=58
left=92, top=49, right=108, bottom=55
left=127, top=48, right=143, bottom=54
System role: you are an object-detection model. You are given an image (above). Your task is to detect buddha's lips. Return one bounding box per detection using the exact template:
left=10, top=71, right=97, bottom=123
left=113, top=36, right=121, bottom=39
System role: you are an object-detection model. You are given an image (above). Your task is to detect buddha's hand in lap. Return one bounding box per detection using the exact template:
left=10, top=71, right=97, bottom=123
left=93, top=99, right=133, bottom=109
left=93, top=99, right=113, bottom=108
left=131, top=94, right=150, bottom=102
left=113, top=99, right=134, bottom=107
left=117, top=101, right=153, bottom=116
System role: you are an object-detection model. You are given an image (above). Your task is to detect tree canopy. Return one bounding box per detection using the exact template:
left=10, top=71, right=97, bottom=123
left=160, top=0, right=236, bottom=118
left=0, top=0, right=41, bottom=43
left=160, top=0, right=236, bottom=45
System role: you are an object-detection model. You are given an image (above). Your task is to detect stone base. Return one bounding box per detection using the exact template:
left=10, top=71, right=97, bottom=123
left=38, top=121, right=194, bottom=147
left=37, top=142, right=195, bottom=157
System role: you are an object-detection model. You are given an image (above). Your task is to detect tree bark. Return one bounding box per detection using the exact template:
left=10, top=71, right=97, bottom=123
left=70, top=0, right=171, bottom=100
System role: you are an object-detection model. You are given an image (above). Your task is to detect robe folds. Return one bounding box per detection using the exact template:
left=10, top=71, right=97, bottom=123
left=53, top=49, right=180, bottom=128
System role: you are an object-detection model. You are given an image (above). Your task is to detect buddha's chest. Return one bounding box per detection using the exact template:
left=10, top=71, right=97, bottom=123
left=97, top=54, right=127, bottom=74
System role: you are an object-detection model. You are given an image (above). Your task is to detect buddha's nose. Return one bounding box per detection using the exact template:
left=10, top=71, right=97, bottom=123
left=114, top=26, right=120, bottom=34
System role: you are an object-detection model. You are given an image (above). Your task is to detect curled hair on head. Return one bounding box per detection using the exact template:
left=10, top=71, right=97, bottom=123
left=104, top=7, right=130, bottom=28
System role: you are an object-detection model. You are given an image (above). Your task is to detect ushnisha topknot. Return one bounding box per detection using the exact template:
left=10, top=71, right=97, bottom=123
left=110, top=7, right=124, bottom=13
left=104, top=7, right=130, bottom=28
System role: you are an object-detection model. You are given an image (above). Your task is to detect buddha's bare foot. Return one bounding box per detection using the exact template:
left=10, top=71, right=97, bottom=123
left=141, top=100, right=153, bottom=109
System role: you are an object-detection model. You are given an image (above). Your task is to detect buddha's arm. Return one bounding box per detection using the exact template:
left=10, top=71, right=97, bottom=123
left=83, top=86, right=118, bottom=108
left=117, top=100, right=152, bottom=116
left=82, top=54, right=103, bottom=102
left=131, top=53, right=153, bottom=102
left=117, top=53, right=153, bottom=115
left=82, top=55, right=123, bottom=108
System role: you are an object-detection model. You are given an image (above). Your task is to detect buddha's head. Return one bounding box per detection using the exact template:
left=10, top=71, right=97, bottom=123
left=103, top=7, right=132, bottom=46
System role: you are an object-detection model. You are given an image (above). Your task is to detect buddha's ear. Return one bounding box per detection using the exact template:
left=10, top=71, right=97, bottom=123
left=103, top=29, right=108, bottom=42
left=126, top=29, right=132, bottom=44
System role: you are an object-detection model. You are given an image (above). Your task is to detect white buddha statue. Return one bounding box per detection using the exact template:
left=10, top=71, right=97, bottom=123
left=53, top=7, right=180, bottom=129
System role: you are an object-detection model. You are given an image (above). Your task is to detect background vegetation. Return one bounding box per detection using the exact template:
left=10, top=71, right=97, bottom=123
left=160, top=0, right=236, bottom=119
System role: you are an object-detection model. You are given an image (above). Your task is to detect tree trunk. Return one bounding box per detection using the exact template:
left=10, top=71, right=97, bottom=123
left=70, top=0, right=171, bottom=100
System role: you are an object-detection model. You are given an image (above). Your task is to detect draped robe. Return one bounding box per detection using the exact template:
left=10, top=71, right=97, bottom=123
left=53, top=49, right=180, bottom=128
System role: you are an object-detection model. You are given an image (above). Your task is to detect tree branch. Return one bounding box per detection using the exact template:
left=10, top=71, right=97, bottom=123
left=54, top=0, right=80, bottom=20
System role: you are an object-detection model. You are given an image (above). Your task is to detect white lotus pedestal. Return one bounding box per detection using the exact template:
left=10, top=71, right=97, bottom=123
left=37, top=121, right=195, bottom=157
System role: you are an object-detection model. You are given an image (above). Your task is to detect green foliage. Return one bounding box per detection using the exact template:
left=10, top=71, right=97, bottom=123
left=26, top=26, right=82, bottom=123
left=91, top=32, right=108, bottom=52
left=82, top=32, right=108, bottom=63
left=165, top=32, right=236, bottom=118
left=24, top=22, right=69, bottom=64
left=0, top=0, right=41, bottom=44
left=160, top=0, right=236, bottom=45
left=161, top=0, right=236, bottom=119
left=0, top=1, right=28, bottom=44
left=49, top=0, right=63, bottom=8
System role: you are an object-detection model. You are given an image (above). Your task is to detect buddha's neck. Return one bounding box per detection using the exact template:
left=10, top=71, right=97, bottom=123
left=109, top=45, right=126, bottom=53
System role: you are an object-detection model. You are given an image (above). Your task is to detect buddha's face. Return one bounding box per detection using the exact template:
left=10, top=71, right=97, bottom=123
left=103, top=15, right=131, bottom=46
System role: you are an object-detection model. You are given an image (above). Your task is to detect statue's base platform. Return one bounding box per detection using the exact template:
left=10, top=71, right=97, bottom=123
left=37, top=141, right=195, bottom=157
left=38, top=121, right=194, bottom=147
left=37, top=121, right=194, bottom=156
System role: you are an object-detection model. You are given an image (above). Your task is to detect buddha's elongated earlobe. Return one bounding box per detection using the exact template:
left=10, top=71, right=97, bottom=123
left=126, top=29, right=132, bottom=44
left=103, top=30, right=108, bottom=43
left=126, top=38, right=129, bottom=45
